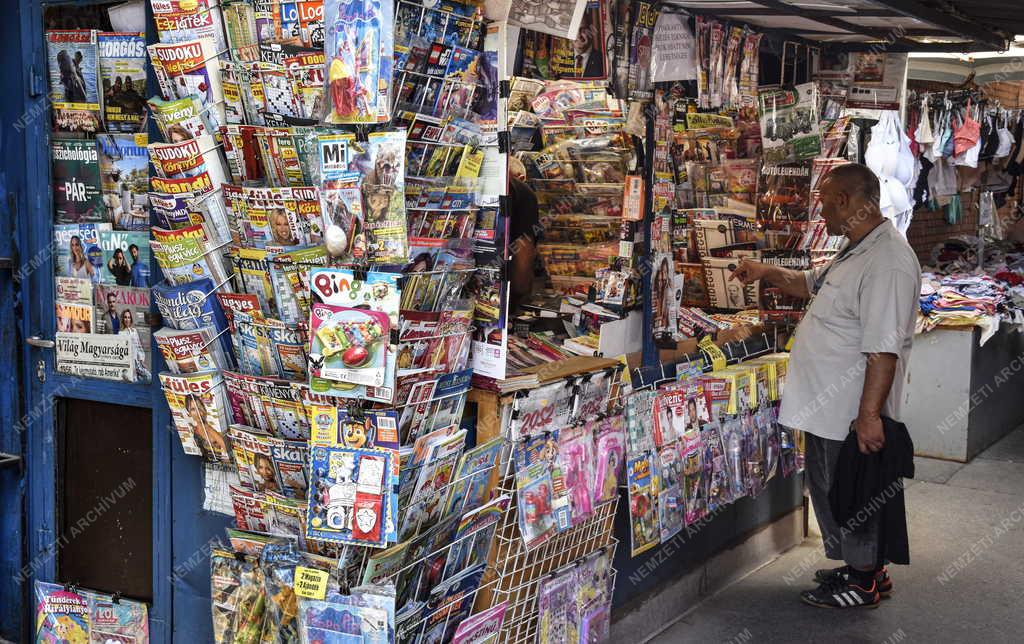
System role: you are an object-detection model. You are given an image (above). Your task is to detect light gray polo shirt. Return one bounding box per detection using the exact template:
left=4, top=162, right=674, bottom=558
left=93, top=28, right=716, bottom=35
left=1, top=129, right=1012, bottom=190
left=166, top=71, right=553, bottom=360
left=778, top=219, right=921, bottom=441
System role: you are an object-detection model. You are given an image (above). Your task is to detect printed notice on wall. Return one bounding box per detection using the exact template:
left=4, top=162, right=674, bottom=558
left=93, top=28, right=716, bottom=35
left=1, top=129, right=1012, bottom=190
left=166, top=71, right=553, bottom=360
left=652, top=11, right=697, bottom=82
left=55, top=332, right=136, bottom=382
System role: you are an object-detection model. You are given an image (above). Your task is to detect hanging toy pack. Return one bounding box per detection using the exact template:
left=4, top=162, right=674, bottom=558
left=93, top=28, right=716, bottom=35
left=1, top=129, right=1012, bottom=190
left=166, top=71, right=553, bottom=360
left=323, top=0, right=394, bottom=124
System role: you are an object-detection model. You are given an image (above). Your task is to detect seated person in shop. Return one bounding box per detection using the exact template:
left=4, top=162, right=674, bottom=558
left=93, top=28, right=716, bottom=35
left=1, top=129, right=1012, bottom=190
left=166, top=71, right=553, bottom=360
left=507, top=157, right=540, bottom=310
left=731, top=163, right=921, bottom=610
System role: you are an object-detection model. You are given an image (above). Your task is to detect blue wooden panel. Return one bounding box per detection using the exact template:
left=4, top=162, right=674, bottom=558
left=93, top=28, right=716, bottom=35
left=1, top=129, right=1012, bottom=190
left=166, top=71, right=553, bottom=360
left=0, top=0, right=30, bottom=638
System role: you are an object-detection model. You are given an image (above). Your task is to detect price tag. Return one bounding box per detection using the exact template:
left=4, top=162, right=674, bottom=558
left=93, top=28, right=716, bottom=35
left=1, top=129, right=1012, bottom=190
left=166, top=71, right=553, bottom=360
left=294, top=566, right=329, bottom=600
left=697, top=336, right=727, bottom=371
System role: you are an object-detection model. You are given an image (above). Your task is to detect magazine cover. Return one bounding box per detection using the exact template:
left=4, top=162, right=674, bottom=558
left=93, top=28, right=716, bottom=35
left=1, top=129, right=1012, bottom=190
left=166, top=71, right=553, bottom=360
left=55, top=276, right=93, bottom=307
left=93, top=284, right=152, bottom=378
left=153, top=0, right=228, bottom=53
left=86, top=590, right=150, bottom=642
left=97, top=32, right=147, bottom=132
left=97, top=133, right=150, bottom=231
left=160, top=370, right=232, bottom=462
left=756, top=161, right=811, bottom=230
left=34, top=581, right=90, bottom=642
left=650, top=252, right=676, bottom=340
left=758, top=82, right=821, bottom=164
left=420, top=562, right=486, bottom=644
left=442, top=494, right=509, bottom=580
left=306, top=445, right=394, bottom=548
left=149, top=135, right=229, bottom=185
left=228, top=424, right=279, bottom=493
left=681, top=428, right=706, bottom=525
left=443, top=436, right=503, bottom=518
left=626, top=451, right=659, bottom=556
left=99, top=230, right=151, bottom=287
left=154, top=326, right=226, bottom=374
left=52, top=139, right=106, bottom=223
left=55, top=332, right=136, bottom=382
left=149, top=38, right=227, bottom=127
left=507, top=0, right=588, bottom=40
left=46, top=30, right=102, bottom=134
left=148, top=94, right=213, bottom=139
left=54, top=223, right=108, bottom=284
left=56, top=300, right=92, bottom=334
left=451, top=600, right=507, bottom=644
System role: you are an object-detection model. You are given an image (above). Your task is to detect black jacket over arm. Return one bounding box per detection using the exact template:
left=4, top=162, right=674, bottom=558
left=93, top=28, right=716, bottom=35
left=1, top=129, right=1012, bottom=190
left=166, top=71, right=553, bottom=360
left=828, top=417, right=916, bottom=565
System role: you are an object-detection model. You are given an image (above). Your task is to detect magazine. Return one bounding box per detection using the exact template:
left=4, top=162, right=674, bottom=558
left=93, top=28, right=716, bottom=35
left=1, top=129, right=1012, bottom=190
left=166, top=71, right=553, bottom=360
left=756, top=161, right=811, bottom=231
left=94, top=284, right=152, bottom=379
left=443, top=436, right=503, bottom=518
left=160, top=370, right=232, bottom=461
left=451, top=601, right=507, bottom=644
left=86, top=589, right=150, bottom=641
left=154, top=326, right=228, bottom=374
left=54, top=222, right=108, bottom=284
left=149, top=135, right=229, bottom=189
left=56, top=300, right=93, bottom=334
left=55, top=276, right=93, bottom=308
left=99, top=230, right=151, bottom=287
left=151, top=226, right=223, bottom=287
left=442, top=495, right=509, bottom=581
left=506, top=0, right=588, bottom=40
left=758, top=82, right=821, bottom=164
left=34, top=581, right=90, bottom=642
left=46, top=30, right=102, bottom=134
left=96, top=133, right=150, bottom=231
left=147, top=94, right=213, bottom=140
left=657, top=444, right=684, bottom=541
left=97, top=32, right=147, bottom=132
left=55, top=332, right=136, bottom=383
left=626, top=450, right=659, bottom=556
left=149, top=38, right=227, bottom=128
left=400, top=429, right=466, bottom=539
left=153, top=0, right=229, bottom=54
left=420, top=563, right=487, bottom=644
left=52, top=139, right=105, bottom=223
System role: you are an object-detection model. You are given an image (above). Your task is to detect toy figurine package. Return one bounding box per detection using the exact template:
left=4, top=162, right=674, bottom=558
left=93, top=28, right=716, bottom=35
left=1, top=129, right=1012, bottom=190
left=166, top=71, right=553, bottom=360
left=306, top=445, right=395, bottom=548
left=558, top=424, right=595, bottom=524
left=515, top=460, right=557, bottom=549
left=322, top=0, right=394, bottom=124
left=592, top=414, right=625, bottom=504
left=309, top=301, right=390, bottom=387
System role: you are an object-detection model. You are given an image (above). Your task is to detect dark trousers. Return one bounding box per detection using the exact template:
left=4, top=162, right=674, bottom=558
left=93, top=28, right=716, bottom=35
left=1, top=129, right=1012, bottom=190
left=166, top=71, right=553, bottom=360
left=805, top=432, right=881, bottom=569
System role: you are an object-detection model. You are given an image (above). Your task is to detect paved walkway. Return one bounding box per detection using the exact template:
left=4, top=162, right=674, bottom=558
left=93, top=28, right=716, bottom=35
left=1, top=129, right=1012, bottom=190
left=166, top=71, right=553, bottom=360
left=652, top=426, right=1024, bottom=643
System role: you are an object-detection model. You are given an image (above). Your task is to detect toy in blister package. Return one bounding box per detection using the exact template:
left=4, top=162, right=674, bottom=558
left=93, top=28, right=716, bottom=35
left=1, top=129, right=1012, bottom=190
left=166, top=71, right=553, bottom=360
left=536, top=565, right=580, bottom=644
left=306, top=445, right=395, bottom=548
left=681, top=428, right=705, bottom=525
left=558, top=424, right=595, bottom=525
left=322, top=0, right=393, bottom=124
left=309, top=301, right=390, bottom=388
left=515, top=460, right=557, bottom=549
left=592, top=414, right=625, bottom=504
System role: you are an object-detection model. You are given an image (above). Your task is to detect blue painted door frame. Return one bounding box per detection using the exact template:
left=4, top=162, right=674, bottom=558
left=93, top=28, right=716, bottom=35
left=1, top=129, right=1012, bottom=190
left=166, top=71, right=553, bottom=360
left=7, top=3, right=233, bottom=640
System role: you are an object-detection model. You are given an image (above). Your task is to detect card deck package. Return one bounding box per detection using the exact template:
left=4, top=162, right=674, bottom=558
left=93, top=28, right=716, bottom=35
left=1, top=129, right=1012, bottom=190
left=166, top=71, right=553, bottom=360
left=46, top=30, right=102, bottom=134
left=160, top=370, right=232, bottom=463
left=306, top=445, right=395, bottom=548
left=52, top=139, right=106, bottom=224
left=97, top=32, right=147, bottom=133
left=626, top=450, right=660, bottom=556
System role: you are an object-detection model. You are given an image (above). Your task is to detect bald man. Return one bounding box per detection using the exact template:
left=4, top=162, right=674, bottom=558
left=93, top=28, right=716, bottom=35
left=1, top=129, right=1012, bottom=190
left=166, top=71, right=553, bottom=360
left=732, top=163, right=921, bottom=609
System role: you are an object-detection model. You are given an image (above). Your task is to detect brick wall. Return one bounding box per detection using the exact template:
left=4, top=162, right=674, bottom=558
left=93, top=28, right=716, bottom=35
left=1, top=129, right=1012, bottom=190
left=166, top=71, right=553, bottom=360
left=906, top=195, right=980, bottom=265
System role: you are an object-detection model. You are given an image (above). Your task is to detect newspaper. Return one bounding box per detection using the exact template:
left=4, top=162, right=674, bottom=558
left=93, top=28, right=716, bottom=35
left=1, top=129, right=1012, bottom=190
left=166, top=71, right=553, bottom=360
left=55, top=332, right=136, bottom=382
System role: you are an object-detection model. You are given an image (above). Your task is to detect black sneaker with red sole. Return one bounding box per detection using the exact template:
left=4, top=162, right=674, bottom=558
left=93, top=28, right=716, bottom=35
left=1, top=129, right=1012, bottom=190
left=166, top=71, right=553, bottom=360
left=814, top=565, right=893, bottom=597
left=800, top=577, right=881, bottom=609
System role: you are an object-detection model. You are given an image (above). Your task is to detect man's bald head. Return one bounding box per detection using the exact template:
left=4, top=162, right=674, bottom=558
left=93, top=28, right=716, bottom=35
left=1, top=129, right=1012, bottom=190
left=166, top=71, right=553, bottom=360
left=818, top=163, right=883, bottom=237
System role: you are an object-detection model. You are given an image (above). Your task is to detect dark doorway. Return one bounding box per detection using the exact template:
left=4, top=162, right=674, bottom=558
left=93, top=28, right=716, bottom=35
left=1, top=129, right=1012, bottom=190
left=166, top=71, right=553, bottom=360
left=57, top=398, right=152, bottom=601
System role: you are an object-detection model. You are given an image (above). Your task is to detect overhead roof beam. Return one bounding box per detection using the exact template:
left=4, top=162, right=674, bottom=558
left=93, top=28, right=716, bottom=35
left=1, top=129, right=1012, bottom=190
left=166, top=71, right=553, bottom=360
left=746, top=0, right=921, bottom=45
left=871, top=0, right=1008, bottom=51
